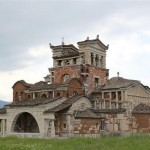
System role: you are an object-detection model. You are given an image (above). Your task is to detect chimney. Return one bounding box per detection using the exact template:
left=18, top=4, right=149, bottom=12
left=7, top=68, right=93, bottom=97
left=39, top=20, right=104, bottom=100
left=96, top=35, right=99, bottom=39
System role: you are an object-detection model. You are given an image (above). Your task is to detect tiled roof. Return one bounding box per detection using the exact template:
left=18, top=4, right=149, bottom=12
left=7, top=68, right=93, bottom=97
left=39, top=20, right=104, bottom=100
left=50, top=44, right=79, bottom=51
left=132, top=103, right=150, bottom=114
left=7, top=97, right=62, bottom=107
left=50, top=44, right=79, bottom=59
left=94, top=77, right=140, bottom=92
left=28, top=81, right=65, bottom=91
left=75, top=109, right=100, bottom=119
left=91, top=108, right=126, bottom=114
left=44, top=95, right=83, bottom=113
left=27, top=78, right=82, bottom=92
left=12, top=80, right=32, bottom=88
left=64, top=78, right=83, bottom=85
left=0, top=107, right=6, bottom=114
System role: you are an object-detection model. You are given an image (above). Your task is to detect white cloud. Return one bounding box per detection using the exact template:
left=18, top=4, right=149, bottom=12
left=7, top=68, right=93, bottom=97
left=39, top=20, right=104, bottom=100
left=0, top=45, right=53, bottom=101
left=1, top=1, right=150, bottom=101
left=28, top=44, right=50, bottom=57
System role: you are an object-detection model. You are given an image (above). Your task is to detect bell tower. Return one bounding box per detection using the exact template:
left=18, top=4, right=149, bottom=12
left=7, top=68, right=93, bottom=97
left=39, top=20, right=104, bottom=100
left=77, top=35, right=108, bottom=69
left=44, top=35, right=109, bottom=95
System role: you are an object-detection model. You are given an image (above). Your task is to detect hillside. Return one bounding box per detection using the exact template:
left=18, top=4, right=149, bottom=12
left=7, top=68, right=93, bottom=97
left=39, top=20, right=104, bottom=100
left=0, top=100, right=10, bottom=108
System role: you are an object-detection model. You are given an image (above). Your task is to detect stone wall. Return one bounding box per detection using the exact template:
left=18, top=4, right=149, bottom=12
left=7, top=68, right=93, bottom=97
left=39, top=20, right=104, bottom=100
left=74, top=118, right=100, bottom=136
left=70, top=97, right=92, bottom=111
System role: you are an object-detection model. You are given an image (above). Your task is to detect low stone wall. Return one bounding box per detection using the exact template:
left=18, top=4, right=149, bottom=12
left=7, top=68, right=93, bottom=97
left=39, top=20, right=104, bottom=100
left=10, top=133, right=41, bottom=138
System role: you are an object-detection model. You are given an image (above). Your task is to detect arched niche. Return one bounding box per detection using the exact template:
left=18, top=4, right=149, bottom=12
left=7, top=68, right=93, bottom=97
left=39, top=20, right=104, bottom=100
left=12, top=112, right=40, bottom=133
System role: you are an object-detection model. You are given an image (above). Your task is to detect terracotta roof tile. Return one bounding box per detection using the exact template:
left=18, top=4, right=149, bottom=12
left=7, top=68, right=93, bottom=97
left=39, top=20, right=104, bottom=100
left=7, top=97, right=61, bottom=107
left=12, top=80, right=32, bottom=88
left=91, top=108, right=126, bottom=114
left=75, top=109, right=100, bottom=119
left=132, top=103, right=150, bottom=114
left=29, top=81, right=65, bottom=91
left=95, top=77, right=140, bottom=92
left=44, top=95, right=82, bottom=113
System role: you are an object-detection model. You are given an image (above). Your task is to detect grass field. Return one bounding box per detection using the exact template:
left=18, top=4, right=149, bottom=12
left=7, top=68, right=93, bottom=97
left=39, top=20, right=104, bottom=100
left=0, top=135, right=149, bottom=150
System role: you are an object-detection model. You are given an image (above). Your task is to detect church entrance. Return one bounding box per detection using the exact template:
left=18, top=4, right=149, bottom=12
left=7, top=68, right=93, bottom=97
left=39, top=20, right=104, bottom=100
left=13, top=112, right=39, bottom=133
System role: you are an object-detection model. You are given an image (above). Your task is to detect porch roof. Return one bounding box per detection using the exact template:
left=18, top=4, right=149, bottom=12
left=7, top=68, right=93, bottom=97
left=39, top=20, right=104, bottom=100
left=132, top=103, right=150, bottom=114
left=75, top=108, right=101, bottom=119
left=44, top=95, right=84, bottom=113
left=6, top=97, right=62, bottom=107
left=91, top=108, right=126, bottom=114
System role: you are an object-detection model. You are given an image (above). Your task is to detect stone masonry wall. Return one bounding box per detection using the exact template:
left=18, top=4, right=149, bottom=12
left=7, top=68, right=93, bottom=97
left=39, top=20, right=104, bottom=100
left=74, top=118, right=100, bottom=135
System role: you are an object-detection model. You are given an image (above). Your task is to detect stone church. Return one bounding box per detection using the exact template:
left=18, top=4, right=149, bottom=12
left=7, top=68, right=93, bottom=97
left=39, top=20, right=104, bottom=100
left=0, top=36, right=150, bottom=138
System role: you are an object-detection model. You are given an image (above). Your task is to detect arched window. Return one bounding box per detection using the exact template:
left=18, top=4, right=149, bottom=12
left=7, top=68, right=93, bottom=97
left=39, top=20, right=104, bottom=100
left=61, top=74, right=70, bottom=82
left=57, top=60, right=62, bottom=66
left=73, top=58, right=77, bottom=64
left=14, top=112, right=39, bottom=133
left=21, top=92, right=23, bottom=96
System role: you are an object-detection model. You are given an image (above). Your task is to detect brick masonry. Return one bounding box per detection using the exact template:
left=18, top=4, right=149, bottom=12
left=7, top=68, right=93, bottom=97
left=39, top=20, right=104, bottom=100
left=133, top=114, right=150, bottom=133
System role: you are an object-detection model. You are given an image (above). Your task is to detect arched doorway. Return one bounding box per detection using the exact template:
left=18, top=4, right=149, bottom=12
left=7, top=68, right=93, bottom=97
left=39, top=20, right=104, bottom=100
left=13, top=112, right=39, bottom=133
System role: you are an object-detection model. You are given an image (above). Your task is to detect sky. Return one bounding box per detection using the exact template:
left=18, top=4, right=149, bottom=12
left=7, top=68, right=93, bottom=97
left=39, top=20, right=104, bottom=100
left=0, top=0, right=150, bottom=102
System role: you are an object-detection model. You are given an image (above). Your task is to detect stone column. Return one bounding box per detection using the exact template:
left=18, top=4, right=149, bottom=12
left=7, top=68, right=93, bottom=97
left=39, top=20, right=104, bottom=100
left=52, top=91, right=55, bottom=98
left=102, top=92, right=104, bottom=99
left=57, top=118, right=60, bottom=136
left=99, top=102, right=102, bottom=109
left=121, top=91, right=124, bottom=101
left=110, top=92, right=112, bottom=100
left=61, top=61, right=65, bottom=66
left=116, top=102, right=118, bottom=109
left=100, top=56, right=103, bottom=68
left=2, top=119, right=5, bottom=135
left=97, top=57, right=100, bottom=67
left=66, top=115, right=73, bottom=137
left=116, top=91, right=118, bottom=101
left=103, top=56, right=106, bottom=68
left=54, top=60, right=57, bottom=67
left=33, top=93, right=35, bottom=99
left=109, top=101, right=112, bottom=109
left=93, top=55, right=96, bottom=66
left=70, top=59, right=73, bottom=65
left=94, top=101, right=97, bottom=109
left=51, top=120, right=55, bottom=137
left=103, top=100, right=106, bottom=109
